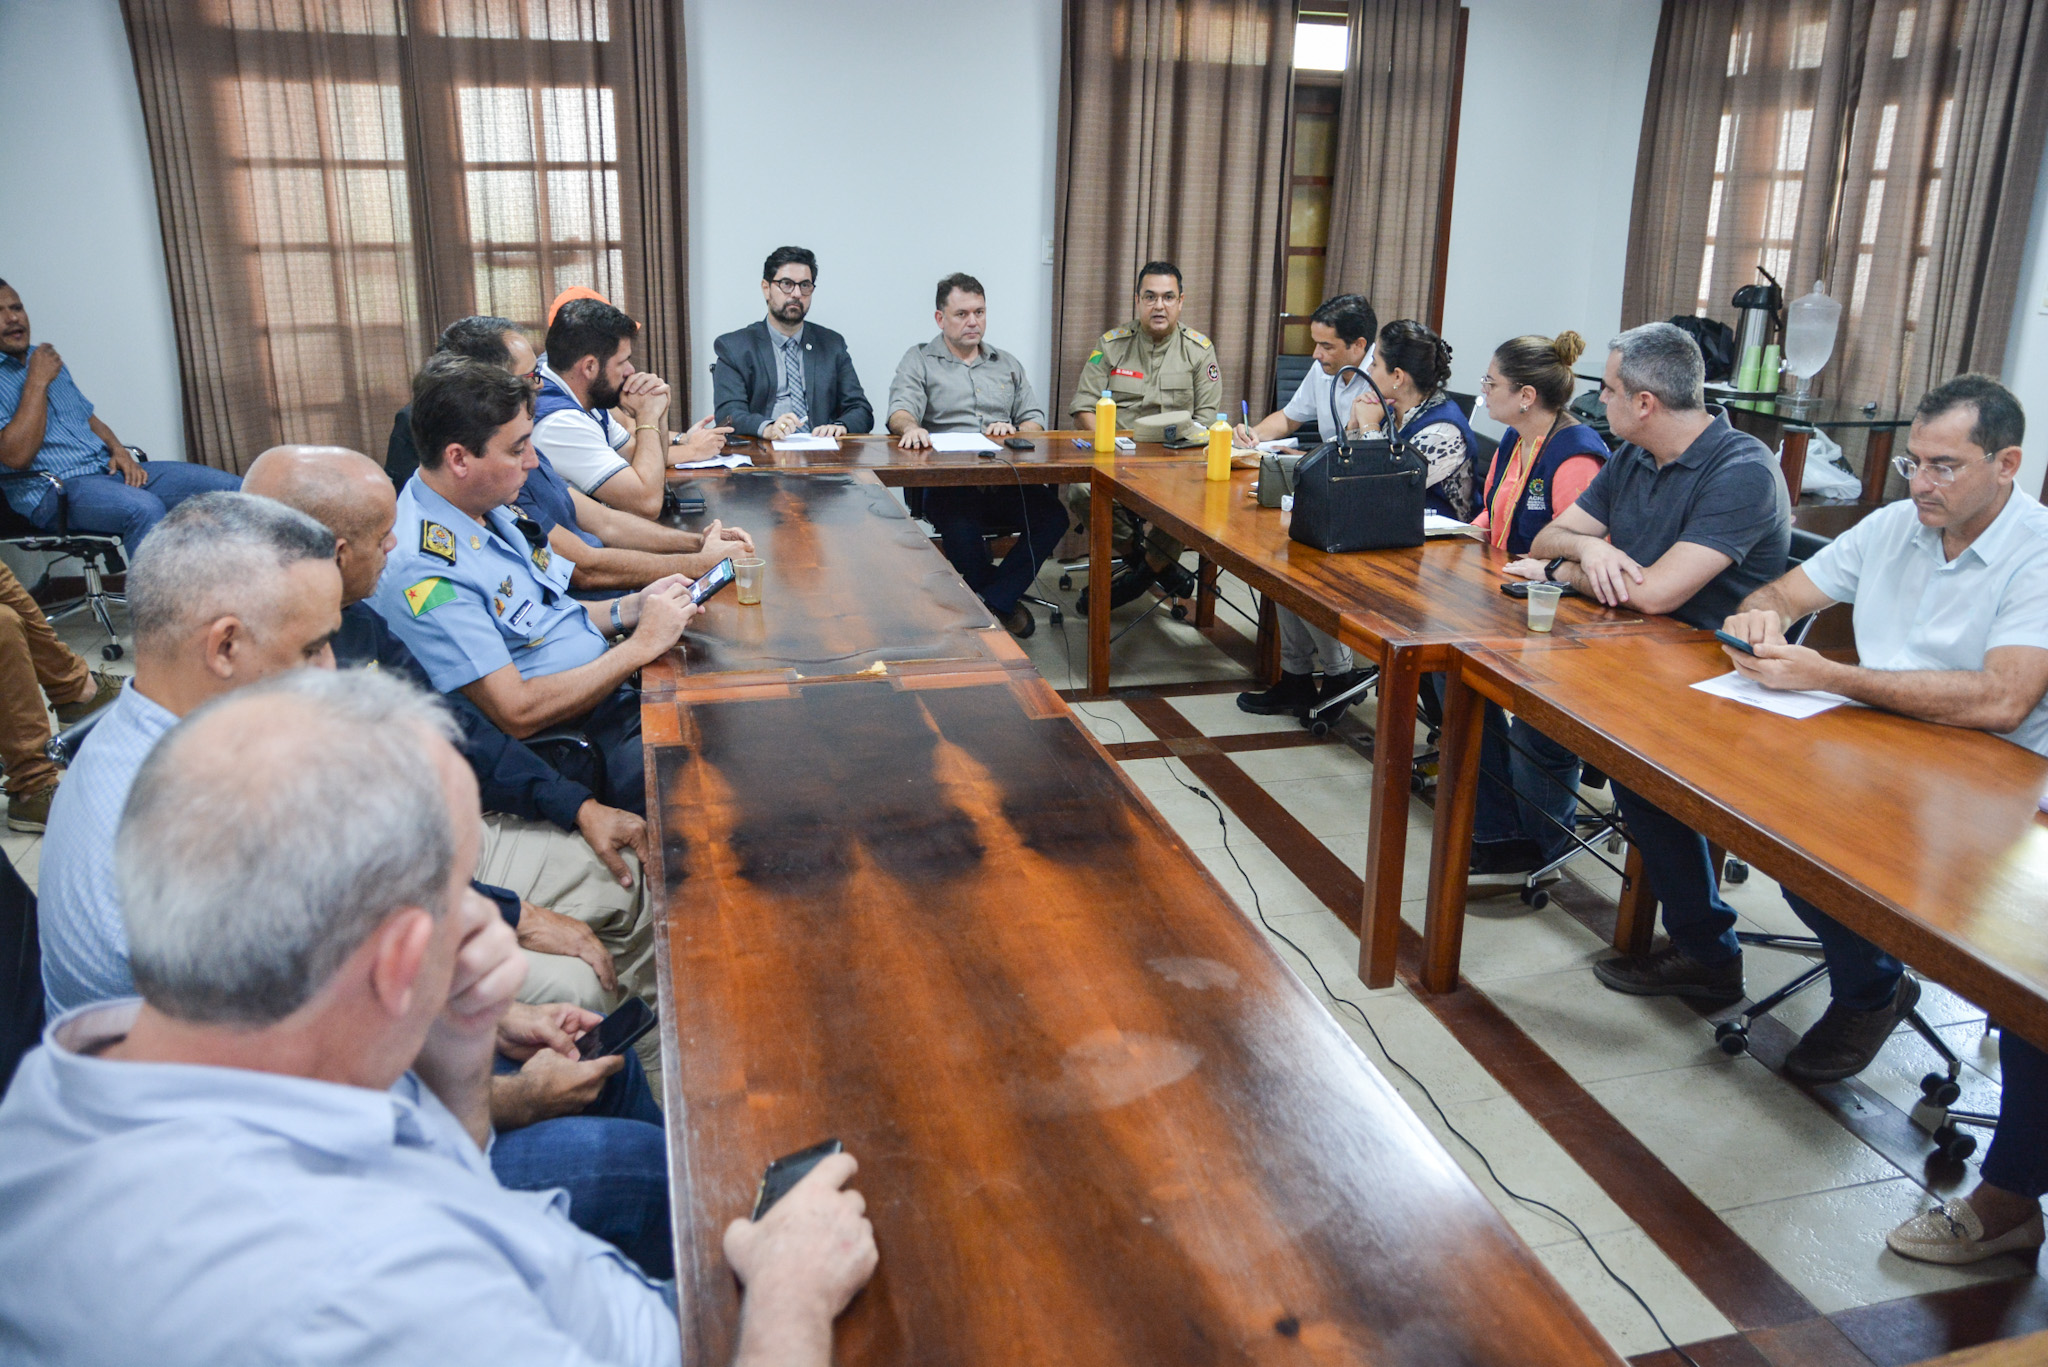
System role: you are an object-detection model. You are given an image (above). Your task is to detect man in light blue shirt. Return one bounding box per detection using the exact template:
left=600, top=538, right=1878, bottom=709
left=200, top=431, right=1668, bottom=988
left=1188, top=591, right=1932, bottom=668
left=0, top=670, right=876, bottom=1366
left=0, top=279, right=240, bottom=555
left=1688, top=375, right=2048, bottom=1082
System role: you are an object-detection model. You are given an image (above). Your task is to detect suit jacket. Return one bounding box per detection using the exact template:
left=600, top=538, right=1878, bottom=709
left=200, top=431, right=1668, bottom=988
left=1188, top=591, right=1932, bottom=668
left=711, top=319, right=874, bottom=437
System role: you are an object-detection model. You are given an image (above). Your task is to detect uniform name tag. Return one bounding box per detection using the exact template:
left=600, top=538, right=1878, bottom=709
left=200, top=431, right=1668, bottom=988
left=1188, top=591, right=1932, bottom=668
left=1111, top=367, right=1145, bottom=379
left=507, top=600, right=537, bottom=632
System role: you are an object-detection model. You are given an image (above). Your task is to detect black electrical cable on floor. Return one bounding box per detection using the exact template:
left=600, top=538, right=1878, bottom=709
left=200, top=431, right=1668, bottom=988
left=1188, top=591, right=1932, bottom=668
left=1051, top=608, right=1703, bottom=1367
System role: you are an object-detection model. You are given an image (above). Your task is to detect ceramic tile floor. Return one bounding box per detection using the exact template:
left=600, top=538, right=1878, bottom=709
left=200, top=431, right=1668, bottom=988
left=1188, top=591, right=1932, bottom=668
left=1017, top=558, right=2030, bottom=1361
left=8, top=559, right=2034, bottom=1361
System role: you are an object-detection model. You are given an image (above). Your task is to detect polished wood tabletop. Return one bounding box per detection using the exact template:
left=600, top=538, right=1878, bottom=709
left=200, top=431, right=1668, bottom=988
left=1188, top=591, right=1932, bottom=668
left=1100, top=462, right=1681, bottom=987
left=644, top=668, right=1620, bottom=1366
left=1424, top=632, right=2048, bottom=1047
left=648, top=469, right=1030, bottom=689
left=732, top=429, right=1205, bottom=484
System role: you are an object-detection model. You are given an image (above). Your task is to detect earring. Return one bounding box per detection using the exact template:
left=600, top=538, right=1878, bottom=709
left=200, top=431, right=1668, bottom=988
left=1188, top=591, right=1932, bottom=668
left=1519, top=404, right=1529, bottom=414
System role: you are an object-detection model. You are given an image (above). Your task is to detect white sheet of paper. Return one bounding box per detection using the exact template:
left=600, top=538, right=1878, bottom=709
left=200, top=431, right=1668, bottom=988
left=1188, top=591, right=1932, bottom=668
left=1690, top=670, right=1849, bottom=719
left=1423, top=513, right=1482, bottom=539
left=927, top=433, right=1002, bottom=453
left=771, top=434, right=841, bottom=451
left=1255, top=439, right=1301, bottom=454
left=670, top=453, right=754, bottom=470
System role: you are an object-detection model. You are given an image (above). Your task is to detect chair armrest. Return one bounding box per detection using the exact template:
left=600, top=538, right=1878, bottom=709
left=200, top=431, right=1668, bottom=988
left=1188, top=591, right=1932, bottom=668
left=47, top=706, right=111, bottom=766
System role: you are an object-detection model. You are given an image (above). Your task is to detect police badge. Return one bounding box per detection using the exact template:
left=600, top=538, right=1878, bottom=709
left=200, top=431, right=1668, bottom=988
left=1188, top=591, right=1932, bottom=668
left=420, top=521, right=457, bottom=565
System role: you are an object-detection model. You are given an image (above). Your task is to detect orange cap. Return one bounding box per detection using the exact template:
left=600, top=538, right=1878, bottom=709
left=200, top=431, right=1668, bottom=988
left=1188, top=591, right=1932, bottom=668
left=547, top=286, right=610, bottom=327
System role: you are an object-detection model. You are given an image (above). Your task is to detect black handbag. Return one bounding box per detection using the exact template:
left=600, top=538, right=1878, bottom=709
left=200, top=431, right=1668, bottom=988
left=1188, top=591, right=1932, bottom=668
left=1288, top=366, right=1427, bottom=553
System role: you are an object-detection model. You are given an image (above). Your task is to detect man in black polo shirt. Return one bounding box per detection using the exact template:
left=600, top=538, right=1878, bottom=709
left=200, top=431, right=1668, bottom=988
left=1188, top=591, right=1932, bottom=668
left=1510, top=322, right=1793, bottom=1017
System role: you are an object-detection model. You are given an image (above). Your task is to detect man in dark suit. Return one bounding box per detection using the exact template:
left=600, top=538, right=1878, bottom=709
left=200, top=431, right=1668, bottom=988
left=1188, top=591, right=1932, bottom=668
left=711, top=247, right=874, bottom=439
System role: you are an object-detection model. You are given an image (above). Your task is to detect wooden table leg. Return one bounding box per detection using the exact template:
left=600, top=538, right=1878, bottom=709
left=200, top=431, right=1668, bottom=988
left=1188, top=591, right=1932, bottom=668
left=1256, top=596, right=1280, bottom=685
left=1615, top=841, right=1656, bottom=956
left=1359, top=646, right=1421, bottom=988
left=1421, top=664, right=1484, bottom=993
left=1780, top=429, right=1810, bottom=502
left=1087, top=472, right=1112, bottom=698
left=1195, top=556, right=1219, bottom=628
left=1862, top=428, right=1896, bottom=505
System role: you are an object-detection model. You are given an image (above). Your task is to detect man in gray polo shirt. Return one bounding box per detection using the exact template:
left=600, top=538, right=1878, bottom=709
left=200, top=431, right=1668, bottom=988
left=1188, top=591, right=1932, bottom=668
left=1509, top=322, right=1791, bottom=1015
left=1711, top=374, right=2048, bottom=1085
left=887, top=272, right=1057, bottom=638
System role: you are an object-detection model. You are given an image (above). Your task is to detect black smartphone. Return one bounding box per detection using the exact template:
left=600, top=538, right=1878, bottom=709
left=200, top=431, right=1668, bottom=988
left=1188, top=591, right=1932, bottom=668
left=671, top=494, right=708, bottom=517
left=1003, top=436, right=1035, bottom=451
left=1714, top=628, right=1758, bottom=656
left=576, top=995, right=657, bottom=1061
left=688, top=557, right=736, bottom=605
left=1500, top=580, right=1581, bottom=600
left=751, top=1138, right=844, bottom=1219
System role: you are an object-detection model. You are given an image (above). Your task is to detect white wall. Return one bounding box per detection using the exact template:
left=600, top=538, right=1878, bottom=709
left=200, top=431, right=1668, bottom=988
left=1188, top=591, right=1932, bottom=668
left=2003, top=135, right=2048, bottom=500
left=683, top=0, right=1064, bottom=422
left=1437, top=0, right=1663, bottom=437
left=0, top=0, right=186, bottom=465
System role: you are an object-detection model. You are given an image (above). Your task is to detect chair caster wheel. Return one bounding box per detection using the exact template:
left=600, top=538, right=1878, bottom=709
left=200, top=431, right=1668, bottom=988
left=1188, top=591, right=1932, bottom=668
left=1724, top=858, right=1748, bottom=883
left=1920, top=1073, right=1963, bottom=1106
left=1058, top=574, right=1073, bottom=590
left=1519, top=886, right=1549, bottom=910
left=1715, top=1021, right=1750, bottom=1056
left=1933, top=1124, right=1978, bottom=1162
left=101, top=643, right=123, bottom=661
left=1170, top=603, right=1188, bottom=621
left=1605, top=835, right=1624, bottom=854
left=1309, top=717, right=1332, bottom=738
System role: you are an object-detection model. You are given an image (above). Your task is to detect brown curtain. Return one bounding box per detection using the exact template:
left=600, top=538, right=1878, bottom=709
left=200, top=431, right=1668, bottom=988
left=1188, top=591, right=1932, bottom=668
left=119, top=0, right=689, bottom=473
left=1623, top=0, right=2048, bottom=410
left=1050, top=0, right=1294, bottom=419
left=1322, top=0, right=1462, bottom=326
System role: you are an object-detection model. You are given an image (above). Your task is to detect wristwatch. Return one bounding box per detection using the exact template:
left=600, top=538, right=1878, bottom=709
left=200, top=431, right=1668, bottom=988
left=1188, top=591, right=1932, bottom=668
left=1544, top=557, right=1567, bottom=583
left=610, top=598, right=625, bottom=637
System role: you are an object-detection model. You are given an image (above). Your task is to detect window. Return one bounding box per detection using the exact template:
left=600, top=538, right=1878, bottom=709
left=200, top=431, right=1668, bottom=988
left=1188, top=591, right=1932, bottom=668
left=1283, top=9, right=1346, bottom=355
left=1294, top=17, right=1347, bottom=71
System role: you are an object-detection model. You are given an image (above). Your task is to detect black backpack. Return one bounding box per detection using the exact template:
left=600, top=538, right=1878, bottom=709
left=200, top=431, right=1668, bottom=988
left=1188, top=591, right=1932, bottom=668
left=1668, top=315, right=1737, bottom=383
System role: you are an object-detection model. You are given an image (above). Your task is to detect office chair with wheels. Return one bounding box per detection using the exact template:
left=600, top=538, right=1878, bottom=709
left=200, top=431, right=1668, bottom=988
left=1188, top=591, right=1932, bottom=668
left=0, top=449, right=149, bottom=663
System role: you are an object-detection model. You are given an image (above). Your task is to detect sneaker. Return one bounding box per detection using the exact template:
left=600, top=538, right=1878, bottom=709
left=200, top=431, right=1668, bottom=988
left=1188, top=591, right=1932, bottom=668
left=6, top=783, right=57, bottom=834
left=1887, top=1199, right=2045, bottom=1265
left=53, top=670, right=124, bottom=727
left=1236, top=671, right=1315, bottom=718
left=1592, top=944, right=1745, bottom=1005
left=1470, top=838, right=1544, bottom=877
left=1784, top=974, right=1920, bottom=1082
left=1076, top=562, right=1157, bottom=617
left=1001, top=602, right=1035, bottom=639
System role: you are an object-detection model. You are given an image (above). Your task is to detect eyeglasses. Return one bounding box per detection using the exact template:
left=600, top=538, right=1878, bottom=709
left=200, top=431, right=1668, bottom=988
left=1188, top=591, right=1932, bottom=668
left=769, top=278, right=815, bottom=296
left=1138, top=291, right=1179, bottom=305
left=1891, top=454, right=1989, bottom=485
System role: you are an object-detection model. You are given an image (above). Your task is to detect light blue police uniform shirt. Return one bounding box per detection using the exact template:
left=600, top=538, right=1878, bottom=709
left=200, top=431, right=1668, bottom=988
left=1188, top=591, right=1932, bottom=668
left=37, top=684, right=179, bottom=1016
left=370, top=475, right=610, bottom=692
left=1800, top=486, right=2048, bottom=756
left=0, top=999, right=679, bottom=1366
left=0, top=350, right=111, bottom=518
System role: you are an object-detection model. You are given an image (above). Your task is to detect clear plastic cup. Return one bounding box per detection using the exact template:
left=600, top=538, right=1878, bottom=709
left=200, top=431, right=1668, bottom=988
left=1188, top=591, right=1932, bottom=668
left=1525, top=583, right=1563, bottom=632
left=734, top=557, right=764, bottom=605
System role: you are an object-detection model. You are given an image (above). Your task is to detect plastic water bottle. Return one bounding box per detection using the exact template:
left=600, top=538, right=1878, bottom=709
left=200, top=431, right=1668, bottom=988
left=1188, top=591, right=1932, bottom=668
left=1093, top=390, right=1117, bottom=454
left=1206, top=415, right=1232, bottom=480
left=1783, top=283, right=1841, bottom=406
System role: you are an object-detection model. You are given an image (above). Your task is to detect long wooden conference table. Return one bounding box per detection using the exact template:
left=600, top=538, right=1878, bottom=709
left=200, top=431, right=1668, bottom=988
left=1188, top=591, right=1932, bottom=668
left=642, top=468, right=1619, bottom=1365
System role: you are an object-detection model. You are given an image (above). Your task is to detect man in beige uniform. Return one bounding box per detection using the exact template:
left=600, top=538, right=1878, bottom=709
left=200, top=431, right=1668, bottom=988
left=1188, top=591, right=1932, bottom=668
left=1065, top=260, right=1222, bottom=614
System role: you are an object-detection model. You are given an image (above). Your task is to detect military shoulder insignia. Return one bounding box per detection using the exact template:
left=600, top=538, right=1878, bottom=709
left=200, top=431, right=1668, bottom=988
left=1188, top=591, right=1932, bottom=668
left=1183, top=328, right=1214, bottom=350
left=1086, top=349, right=1104, bottom=365
left=469, top=535, right=482, bottom=550
left=498, top=577, right=514, bottom=597
left=1102, top=326, right=1133, bottom=342
left=532, top=545, right=552, bottom=573
left=420, top=521, right=457, bottom=565
left=1207, top=360, right=1220, bottom=383
left=404, top=577, right=456, bottom=617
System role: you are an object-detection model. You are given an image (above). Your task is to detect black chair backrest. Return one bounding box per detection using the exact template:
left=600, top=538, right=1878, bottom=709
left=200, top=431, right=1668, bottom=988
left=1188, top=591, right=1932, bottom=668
left=0, top=858, right=41, bottom=1095
left=1788, top=527, right=1831, bottom=568
left=1274, top=354, right=1320, bottom=442
left=1445, top=391, right=1479, bottom=420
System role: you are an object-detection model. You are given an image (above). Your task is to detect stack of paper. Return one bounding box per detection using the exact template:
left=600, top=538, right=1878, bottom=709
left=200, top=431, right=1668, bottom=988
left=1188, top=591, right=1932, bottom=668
left=771, top=434, right=841, bottom=451
left=927, top=433, right=1001, bottom=453
left=1690, top=671, right=1848, bottom=719
left=671, top=453, right=754, bottom=470
left=1423, top=513, right=1483, bottom=539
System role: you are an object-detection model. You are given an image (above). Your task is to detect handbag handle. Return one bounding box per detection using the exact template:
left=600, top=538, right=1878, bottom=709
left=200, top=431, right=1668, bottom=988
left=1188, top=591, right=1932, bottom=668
left=1329, top=364, right=1408, bottom=455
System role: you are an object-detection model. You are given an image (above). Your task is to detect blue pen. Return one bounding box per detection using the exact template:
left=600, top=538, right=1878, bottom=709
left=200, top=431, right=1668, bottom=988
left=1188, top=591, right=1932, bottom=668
left=1240, top=399, right=1249, bottom=428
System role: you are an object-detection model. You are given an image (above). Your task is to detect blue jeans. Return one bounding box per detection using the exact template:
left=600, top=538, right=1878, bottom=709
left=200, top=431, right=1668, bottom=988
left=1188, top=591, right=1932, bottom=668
left=34, top=462, right=242, bottom=559
left=923, top=483, right=1067, bottom=615
left=1614, top=783, right=1903, bottom=1006
left=1475, top=704, right=1582, bottom=860
left=491, top=1047, right=672, bottom=1277
left=1982, top=1032, right=2048, bottom=1198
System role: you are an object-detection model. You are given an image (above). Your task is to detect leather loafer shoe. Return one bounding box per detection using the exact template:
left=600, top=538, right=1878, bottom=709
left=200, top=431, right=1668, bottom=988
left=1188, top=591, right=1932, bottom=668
left=1887, top=1199, right=2045, bottom=1265
left=1784, top=974, right=1919, bottom=1082
left=1592, top=944, right=1745, bottom=1006
left=53, top=670, right=124, bottom=727
left=1001, top=602, right=1036, bottom=639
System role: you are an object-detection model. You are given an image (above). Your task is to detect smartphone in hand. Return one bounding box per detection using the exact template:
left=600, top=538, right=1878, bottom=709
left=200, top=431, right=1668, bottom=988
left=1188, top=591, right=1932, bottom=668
left=688, top=557, right=736, bottom=605
left=1713, top=629, right=1758, bottom=657
left=576, top=996, right=658, bottom=1060
left=752, top=1139, right=844, bottom=1219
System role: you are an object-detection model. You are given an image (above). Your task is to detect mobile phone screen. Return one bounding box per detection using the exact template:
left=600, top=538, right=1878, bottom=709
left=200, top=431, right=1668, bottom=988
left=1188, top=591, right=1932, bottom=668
left=577, top=996, right=657, bottom=1060
left=688, top=558, right=736, bottom=605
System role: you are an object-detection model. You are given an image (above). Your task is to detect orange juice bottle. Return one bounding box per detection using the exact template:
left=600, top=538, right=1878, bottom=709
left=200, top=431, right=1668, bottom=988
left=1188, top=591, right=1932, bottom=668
left=1093, top=390, right=1117, bottom=453
left=1206, top=415, right=1232, bottom=480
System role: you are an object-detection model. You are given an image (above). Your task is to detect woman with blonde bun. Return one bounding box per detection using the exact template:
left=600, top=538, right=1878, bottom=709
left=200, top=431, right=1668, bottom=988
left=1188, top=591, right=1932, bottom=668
left=1477, top=331, right=1608, bottom=556
left=1468, top=331, right=1609, bottom=878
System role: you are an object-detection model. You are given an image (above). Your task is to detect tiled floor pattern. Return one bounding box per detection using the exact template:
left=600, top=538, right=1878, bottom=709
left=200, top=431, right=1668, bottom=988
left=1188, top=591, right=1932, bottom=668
left=7, top=563, right=2042, bottom=1363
